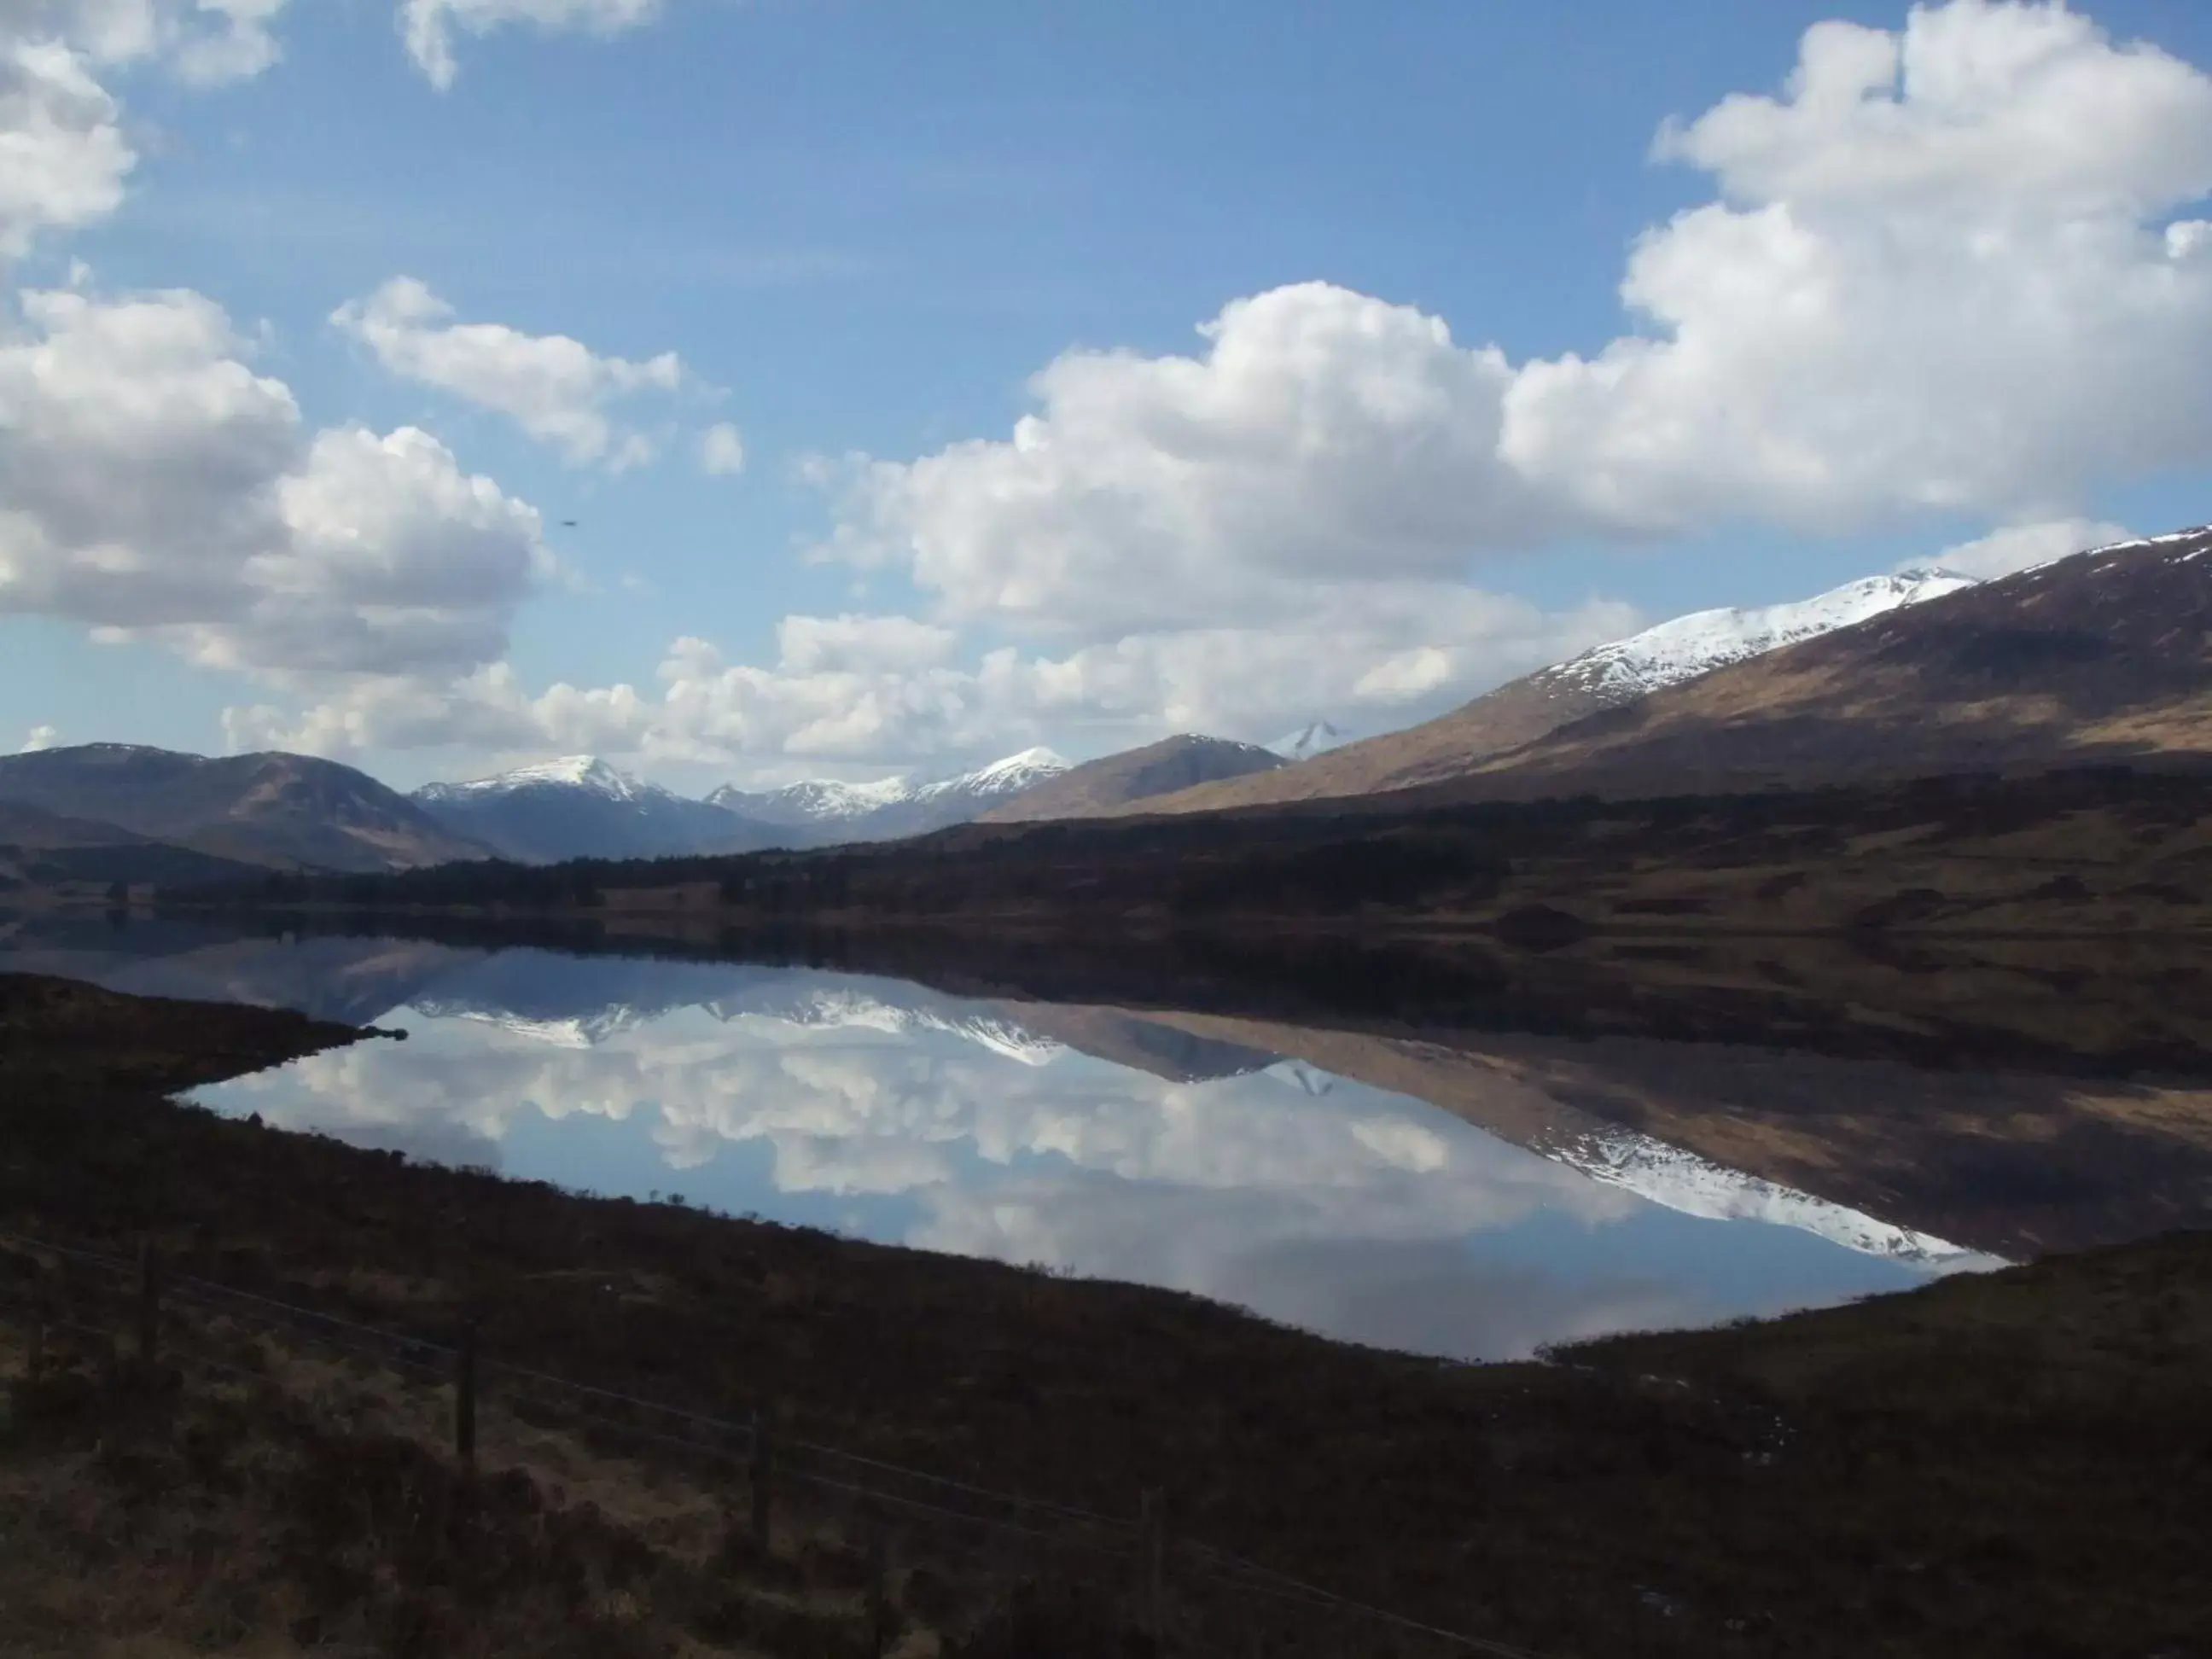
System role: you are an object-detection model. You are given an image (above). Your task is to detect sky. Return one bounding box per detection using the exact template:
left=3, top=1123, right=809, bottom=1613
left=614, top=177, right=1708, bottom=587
left=3, top=0, right=2212, bottom=793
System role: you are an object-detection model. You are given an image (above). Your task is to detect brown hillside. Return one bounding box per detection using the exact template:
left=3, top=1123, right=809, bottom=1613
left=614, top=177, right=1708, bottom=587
left=1103, top=528, right=2212, bottom=818
left=0, top=744, right=492, bottom=872
left=1418, top=528, right=2212, bottom=803
left=981, top=732, right=1284, bottom=822
left=1088, top=661, right=1617, bottom=819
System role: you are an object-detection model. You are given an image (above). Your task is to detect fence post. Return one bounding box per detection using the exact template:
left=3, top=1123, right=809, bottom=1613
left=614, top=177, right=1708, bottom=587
left=454, top=1322, right=478, bottom=1468
left=1139, top=1487, right=1167, bottom=1647
left=136, top=1241, right=161, bottom=1373
left=749, top=1407, right=775, bottom=1551
left=865, top=1502, right=892, bottom=1656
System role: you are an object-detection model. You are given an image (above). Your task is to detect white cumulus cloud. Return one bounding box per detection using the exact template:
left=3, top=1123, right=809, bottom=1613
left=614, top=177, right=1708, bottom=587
left=817, top=282, right=1545, bottom=640
left=1925, top=516, right=2134, bottom=579
left=0, top=38, right=132, bottom=257
left=20, top=722, right=57, bottom=750
left=333, top=277, right=687, bottom=469
left=0, top=284, right=544, bottom=681
left=2, top=0, right=289, bottom=82
left=824, top=2, right=2212, bottom=634
left=1502, top=1, right=2212, bottom=533
left=397, top=0, right=663, bottom=90
left=224, top=585, right=1636, bottom=771
left=697, top=420, right=745, bottom=477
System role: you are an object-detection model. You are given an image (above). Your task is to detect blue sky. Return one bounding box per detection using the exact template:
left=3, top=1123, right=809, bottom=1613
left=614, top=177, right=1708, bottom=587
left=5, top=0, right=2212, bottom=790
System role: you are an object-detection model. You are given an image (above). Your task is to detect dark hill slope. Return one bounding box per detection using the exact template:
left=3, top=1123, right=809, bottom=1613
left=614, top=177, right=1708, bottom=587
left=0, top=801, right=269, bottom=891
left=0, top=745, right=490, bottom=872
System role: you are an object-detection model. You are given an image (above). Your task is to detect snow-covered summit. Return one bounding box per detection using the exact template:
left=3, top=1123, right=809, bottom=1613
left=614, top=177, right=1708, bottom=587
left=918, top=746, right=1070, bottom=801
left=417, top=755, right=660, bottom=804
left=1539, top=568, right=1978, bottom=702
left=410, top=756, right=763, bottom=863
left=710, top=748, right=1073, bottom=842
left=708, top=775, right=914, bottom=824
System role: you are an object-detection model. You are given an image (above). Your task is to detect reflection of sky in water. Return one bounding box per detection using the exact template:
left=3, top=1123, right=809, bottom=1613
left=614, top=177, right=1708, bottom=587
left=174, top=946, right=1964, bottom=1360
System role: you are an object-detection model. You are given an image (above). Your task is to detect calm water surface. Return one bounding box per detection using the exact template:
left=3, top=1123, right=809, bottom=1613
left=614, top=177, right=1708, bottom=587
left=10, top=926, right=2006, bottom=1360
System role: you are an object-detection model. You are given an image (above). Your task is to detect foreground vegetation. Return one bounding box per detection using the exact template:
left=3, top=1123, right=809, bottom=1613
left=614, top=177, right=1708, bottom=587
left=3, top=972, right=2209, bottom=1656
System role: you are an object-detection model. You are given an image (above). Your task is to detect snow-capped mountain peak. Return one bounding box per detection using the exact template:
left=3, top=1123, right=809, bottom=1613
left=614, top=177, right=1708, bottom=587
left=1536, top=568, right=1977, bottom=701
left=710, top=748, right=1072, bottom=841
left=418, top=754, right=658, bottom=804
left=410, top=756, right=764, bottom=864
left=708, top=775, right=916, bottom=823
left=921, top=746, right=1070, bottom=800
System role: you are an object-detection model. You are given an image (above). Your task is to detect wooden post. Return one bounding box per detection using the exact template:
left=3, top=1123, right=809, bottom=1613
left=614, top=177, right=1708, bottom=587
left=749, top=1408, right=774, bottom=1551
left=865, top=1503, right=892, bottom=1656
left=1139, top=1487, right=1167, bottom=1646
left=454, top=1323, right=478, bottom=1468
left=26, top=1319, right=44, bottom=1384
left=135, top=1242, right=160, bottom=1372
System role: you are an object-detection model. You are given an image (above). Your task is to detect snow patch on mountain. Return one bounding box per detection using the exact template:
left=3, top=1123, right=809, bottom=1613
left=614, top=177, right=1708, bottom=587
left=1538, top=569, right=1978, bottom=702
left=710, top=748, right=1073, bottom=841
left=709, top=776, right=915, bottom=824
left=922, top=746, right=1070, bottom=800
left=419, top=755, right=656, bottom=804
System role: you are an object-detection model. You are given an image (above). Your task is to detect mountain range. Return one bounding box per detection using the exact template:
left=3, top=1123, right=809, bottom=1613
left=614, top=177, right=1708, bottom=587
left=1400, top=527, right=2212, bottom=804
left=15, top=528, right=2212, bottom=884
left=411, top=755, right=783, bottom=864
left=707, top=747, right=1074, bottom=844
left=1088, top=566, right=1981, bottom=818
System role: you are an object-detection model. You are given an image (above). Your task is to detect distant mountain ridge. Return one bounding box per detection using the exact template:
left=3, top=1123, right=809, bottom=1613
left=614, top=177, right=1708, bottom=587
left=982, top=735, right=1284, bottom=824
left=1073, top=564, right=1987, bottom=819
left=402, top=747, right=1077, bottom=862
left=413, top=755, right=780, bottom=864
left=709, top=747, right=1073, bottom=844
left=0, top=744, right=490, bottom=873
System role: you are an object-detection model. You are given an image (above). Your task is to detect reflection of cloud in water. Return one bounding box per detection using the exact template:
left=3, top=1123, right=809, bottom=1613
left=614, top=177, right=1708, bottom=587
left=907, top=1167, right=1687, bottom=1359
left=195, top=967, right=1941, bottom=1359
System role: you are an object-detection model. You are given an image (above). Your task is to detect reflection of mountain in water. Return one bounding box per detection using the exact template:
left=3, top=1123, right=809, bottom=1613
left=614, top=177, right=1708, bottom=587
left=7, top=922, right=2194, bottom=1267
left=0, top=915, right=470, bottom=1026
left=703, top=984, right=1067, bottom=1068
left=1115, top=1009, right=2212, bottom=1261
left=999, top=1002, right=1279, bottom=1083
left=1547, top=1126, right=1989, bottom=1270
left=415, top=971, right=1076, bottom=1067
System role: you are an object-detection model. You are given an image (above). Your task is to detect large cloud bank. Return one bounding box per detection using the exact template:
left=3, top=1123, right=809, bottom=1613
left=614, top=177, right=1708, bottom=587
left=8, top=2, right=2212, bottom=779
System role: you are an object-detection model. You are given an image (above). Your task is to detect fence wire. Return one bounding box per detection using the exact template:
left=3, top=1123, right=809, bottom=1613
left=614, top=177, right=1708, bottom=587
left=0, top=1225, right=1547, bottom=1657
